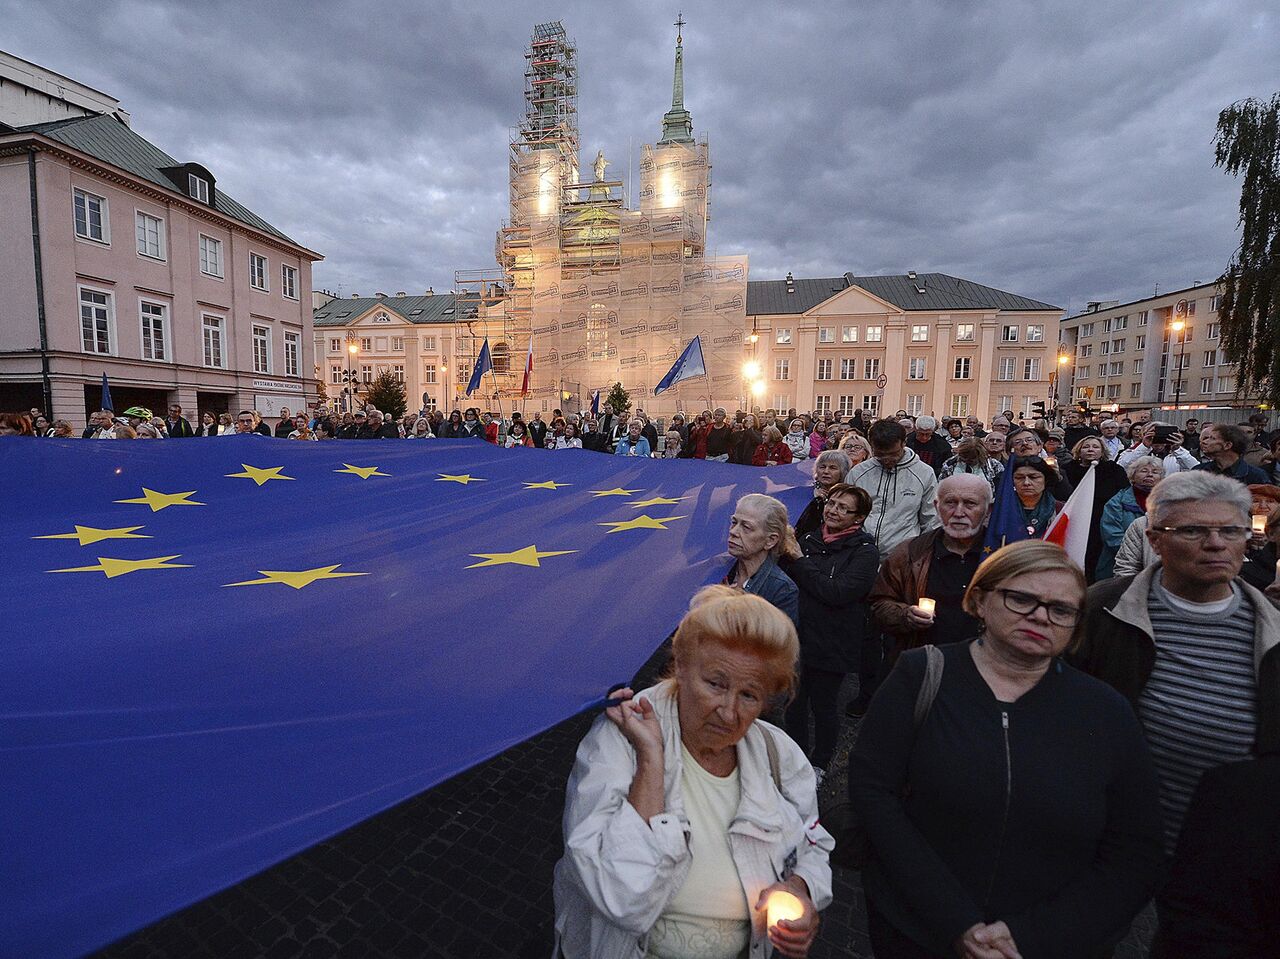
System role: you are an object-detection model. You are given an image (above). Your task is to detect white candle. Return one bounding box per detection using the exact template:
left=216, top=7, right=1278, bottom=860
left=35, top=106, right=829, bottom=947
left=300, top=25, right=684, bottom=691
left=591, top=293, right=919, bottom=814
left=917, top=597, right=936, bottom=617
left=1253, top=515, right=1267, bottom=534
left=765, top=889, right=805, bottom=929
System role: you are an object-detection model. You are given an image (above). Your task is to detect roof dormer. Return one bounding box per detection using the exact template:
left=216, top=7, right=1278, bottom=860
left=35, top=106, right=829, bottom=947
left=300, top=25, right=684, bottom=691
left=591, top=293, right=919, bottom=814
left=158, top=161, right=217, bottom=206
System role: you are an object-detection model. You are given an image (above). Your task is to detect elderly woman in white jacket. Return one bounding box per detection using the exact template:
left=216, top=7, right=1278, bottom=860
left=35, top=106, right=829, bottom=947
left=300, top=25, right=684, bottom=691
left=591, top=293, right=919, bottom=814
left=554, top=586, right=834, bottom=959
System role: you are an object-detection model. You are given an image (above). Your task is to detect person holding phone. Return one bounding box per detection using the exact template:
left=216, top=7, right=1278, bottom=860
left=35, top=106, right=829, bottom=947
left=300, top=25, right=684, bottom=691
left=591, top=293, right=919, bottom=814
left=1117, top=422, right=1199, bottom=475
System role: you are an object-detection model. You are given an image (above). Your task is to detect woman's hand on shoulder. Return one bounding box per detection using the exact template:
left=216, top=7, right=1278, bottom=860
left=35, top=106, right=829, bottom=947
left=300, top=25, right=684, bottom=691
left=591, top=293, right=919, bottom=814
left=954, top=921, right=1021, bottom=959
left=755, top=879, right=819, bottom=957
left=604, top=688, right=664, bottom=760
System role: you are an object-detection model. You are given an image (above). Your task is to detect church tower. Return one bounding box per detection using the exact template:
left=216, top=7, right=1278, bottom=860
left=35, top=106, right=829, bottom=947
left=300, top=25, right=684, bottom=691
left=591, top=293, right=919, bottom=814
left=658, top=14, right=694, bottom=145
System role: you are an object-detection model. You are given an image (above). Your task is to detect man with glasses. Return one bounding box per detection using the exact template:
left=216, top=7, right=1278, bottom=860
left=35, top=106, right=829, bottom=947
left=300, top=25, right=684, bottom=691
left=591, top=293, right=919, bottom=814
left=164, top=404, right=194, bottom=438
left=1075, top=471, right=1280, bottom=851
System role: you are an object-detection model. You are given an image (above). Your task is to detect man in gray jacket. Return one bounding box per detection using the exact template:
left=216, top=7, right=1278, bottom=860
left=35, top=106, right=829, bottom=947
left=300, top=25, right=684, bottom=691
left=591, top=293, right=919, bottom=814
left=845, top=420, right=939, bottom=560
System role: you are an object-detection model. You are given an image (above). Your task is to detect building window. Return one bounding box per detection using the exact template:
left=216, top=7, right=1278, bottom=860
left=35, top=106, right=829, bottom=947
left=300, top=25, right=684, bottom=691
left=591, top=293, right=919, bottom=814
left=391, top=336, right=404, bottom=351
left=1209, top=295, right=1221, bottom=312
left=250, top=253, right=269, bottom=291
left=838, top=395, right=856, bottom=416
left=841, top=325, right=858, bottom=343
left=1026, top=325, right=1044, bottom=342
left=1078, top=343, right=1093, bottom=358
left=73, top=188, right=109, bottom=243
left=1136, top=311, right=1148, bottom=326
left=1110, top=361, right=1124, bottom=376
left=1103, top=317, right=1113, bottom=333
left=135, top=211, right=165, bottom=259
left=998, top=357, right=1016, bottom=380
left=1200, top=376, right=1214, bottom=393
left=814, top=359, right=830, bottom=380
left=1130, top=382, right=1142, bottom=398
left=252, top=325, right=271, bottom=374
left=955, top=323, right=975, bottom=342
left=393, top=364, right=405, bottom=383
left=202, top=314, right=225, bottom=368
left=777, top=358, right=793, bottom=380
left=865, top=325, right=883, bottom=342
left=772, top=394, right=790, bottom=411
left=139, top=300, right=168, bottom=361
left=1113, top=316, right=1128, bottom=331
left=284, top=331, right=300, bottom=377
left=1112, top=338, right=1125, bottom=353
left=199, top=234, right=223, bottom=277
left=1206, top=322, right=1220, bottom=339
left=1100, top=341, right=1111, bottom=355
left=281, top=264, right=298, bottom=300
left=1134, top=335, right=1146, bottom=350
left=862, top=395, right=880, bottom=416
left=997, top=396, right=1013, bottom=414
left=1023, top=357, right=1041, bottom=380
left=360, top=337, right=372, bottom=353
left=188, top=174, right=210, bottom=203
left=775, top=328, right=791, bottom=344
left=818, top=327, right=834, bottom=343
left=1203, top=350, right=1217, bottom=368
left=1079, top=322, right=1094, bottom=338
left=1132, top=359, right=1143, bottom=374
left=424, top=363, right=437, bottom=384
left=1078, top=366, right=1090, bottom=379
left=79, top=288, right=113, bottom=354
left=1216, top=375, right=1235, bottom=392
left=814, top=395, right=831, bottom=415
left=1107, top=384, right=1121, bottom=399
left=840, top=358, right=856, bottom=380
left=363, top=364, right=374, bottom=383
left=330, top=366, right=342, bottom=385
left=1001, top=325, right=1019, bottom=342
left=422, top=336, right=437, bottom=351
left=908, top=357, right=927, bottom=380
left=864, top=357, right=882, bottom=379
left=1185, top=300, right=1197, bottom=316
left=911, top=325, right=929, bottom=342
left=953, top=357, right=971, bottom=379
left=906, top=394, right=924, bottom=416
left=329, top=338, right=341, bottom=353
left=456, top=364, right=469, bottom=384
left=949, top=395, right=970, bottom=417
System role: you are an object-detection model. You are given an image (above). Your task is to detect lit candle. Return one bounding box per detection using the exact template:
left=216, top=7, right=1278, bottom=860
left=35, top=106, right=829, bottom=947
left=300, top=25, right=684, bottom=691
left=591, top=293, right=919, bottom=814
left=1044, top=456, right=1058, bottom=469
left=1253, top=515, right=1267, bottom=534
left=917, top=597, right=936, bottom=617
left=765, top=889, right=805, bottom=929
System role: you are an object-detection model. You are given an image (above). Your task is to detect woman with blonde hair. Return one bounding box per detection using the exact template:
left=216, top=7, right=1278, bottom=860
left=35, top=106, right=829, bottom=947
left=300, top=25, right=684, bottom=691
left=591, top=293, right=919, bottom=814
left=839, top=432, right=872, bottom=467
left=851, top=540, right=1164, bottom=959
left=554, top=586, right=833, bottom=959
left=725, top=493, right=801, bottom=627
left=752, top=425, right=794, bottom=466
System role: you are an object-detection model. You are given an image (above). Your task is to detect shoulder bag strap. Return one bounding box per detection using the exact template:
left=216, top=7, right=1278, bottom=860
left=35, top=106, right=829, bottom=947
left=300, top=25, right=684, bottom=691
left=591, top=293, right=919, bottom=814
left=912, top=644, right=945, bottom=730
left=760, top=723, right=783, bottom=792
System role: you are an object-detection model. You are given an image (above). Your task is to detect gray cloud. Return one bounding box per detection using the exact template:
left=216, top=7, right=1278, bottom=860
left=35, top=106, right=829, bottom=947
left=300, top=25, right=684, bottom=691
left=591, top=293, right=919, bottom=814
left=6, top=0, right=1276, bottom=311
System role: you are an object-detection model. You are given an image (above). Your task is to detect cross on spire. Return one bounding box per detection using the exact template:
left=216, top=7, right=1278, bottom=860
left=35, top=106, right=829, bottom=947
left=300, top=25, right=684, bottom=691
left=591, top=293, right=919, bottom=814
left=675, top=12, right=685, bottom=43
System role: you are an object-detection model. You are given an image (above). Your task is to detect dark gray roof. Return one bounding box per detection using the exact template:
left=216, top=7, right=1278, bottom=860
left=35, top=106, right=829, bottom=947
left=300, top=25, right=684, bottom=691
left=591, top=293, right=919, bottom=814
left=747, top=271, right=1059, bottom=315
left=13, top=114, right=302, bottom=248
left=314, top=293, right=462, bottom=327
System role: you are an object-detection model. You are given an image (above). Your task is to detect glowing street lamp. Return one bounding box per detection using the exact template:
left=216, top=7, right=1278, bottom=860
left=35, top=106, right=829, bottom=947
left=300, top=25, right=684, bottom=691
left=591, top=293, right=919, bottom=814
left=750, top=380, right=766, bottom=397
left=742, top=360, right=761, bottom=380
left=1170, top=300, right=1190, bottom=410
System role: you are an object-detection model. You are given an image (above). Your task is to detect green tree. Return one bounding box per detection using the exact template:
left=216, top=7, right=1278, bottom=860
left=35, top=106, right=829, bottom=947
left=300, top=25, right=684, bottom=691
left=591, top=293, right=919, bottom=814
left=365, top=370, right=407, bottom=420
left=1214, top=93, right=1280, bottom=407
left=605, top=381, right=631, bottom=416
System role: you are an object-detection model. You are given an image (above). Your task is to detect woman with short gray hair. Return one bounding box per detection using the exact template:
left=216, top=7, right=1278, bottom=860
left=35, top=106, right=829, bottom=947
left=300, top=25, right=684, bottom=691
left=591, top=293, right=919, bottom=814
left=1097, top=456, right=1166, bottom=580
left=795, top=449, right=852, bottom=539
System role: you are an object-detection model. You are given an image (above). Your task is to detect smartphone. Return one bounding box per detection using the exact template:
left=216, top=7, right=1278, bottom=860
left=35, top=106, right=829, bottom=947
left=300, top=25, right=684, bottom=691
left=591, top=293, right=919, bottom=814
left=1153, top=425, right=1177, bottom=444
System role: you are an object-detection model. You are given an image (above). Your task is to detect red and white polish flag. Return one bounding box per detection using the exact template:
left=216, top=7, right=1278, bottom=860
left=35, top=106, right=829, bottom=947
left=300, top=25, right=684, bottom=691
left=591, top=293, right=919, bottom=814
left=521, top=336, right=534, bottom=397
left=1043, top=461, right=1096, bottom=571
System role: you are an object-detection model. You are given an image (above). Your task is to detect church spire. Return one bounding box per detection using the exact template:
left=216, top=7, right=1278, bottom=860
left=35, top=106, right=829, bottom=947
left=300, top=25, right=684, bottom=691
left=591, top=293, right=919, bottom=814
left=659, top=12, right=694, bottom=144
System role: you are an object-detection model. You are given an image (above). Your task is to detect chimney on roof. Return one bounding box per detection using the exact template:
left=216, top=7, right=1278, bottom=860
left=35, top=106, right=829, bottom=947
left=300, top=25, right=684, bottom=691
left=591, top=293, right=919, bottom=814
left=351, top=293, right=360, bottom=298
left=395, top=291, right=406, bottom=298
left=427, top=287, right=434, bottom=295
left=785, top=271, right=795, bottom=294
left=375, top=292, right=387, bottom=299
left=907, top=271, right=927, bottom=294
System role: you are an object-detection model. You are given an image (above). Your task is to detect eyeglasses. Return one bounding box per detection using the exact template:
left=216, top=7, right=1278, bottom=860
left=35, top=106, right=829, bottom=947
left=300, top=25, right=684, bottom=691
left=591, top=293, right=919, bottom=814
left=995, top=589, right=1081, bottom=627
left=1150, top=525, right=1251, bottom=543
left=824, top=501, right=865, bottom=518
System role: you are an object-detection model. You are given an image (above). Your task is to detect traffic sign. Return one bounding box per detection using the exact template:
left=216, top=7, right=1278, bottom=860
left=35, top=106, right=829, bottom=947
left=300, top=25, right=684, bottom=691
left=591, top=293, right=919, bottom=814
left=875, top=373, right=888, bottom=390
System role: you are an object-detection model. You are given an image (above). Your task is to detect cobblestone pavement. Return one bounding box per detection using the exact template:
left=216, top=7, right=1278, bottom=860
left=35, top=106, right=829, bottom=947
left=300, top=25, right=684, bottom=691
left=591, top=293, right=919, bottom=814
left=95, top=650, right=1151, bottom=959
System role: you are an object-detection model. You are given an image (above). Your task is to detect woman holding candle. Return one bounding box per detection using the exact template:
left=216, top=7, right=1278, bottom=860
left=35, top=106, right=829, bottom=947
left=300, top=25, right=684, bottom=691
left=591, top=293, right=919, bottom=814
left=850, top=540, right=1165, bottom=959
left=780, top=484, right=879, bottom=783
left=1241, top=501, right=1280, bottom=592
left=553, top=587, right=833, bottom=959
left=794, top=450, right=851, bottom=540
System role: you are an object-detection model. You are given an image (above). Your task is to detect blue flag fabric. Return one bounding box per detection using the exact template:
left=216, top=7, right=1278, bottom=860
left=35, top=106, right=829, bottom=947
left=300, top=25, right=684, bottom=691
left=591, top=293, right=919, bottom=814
left=983, top=465, right=1027, bottom=553
left=653, top=336, right=707, bottom=395
left=0, top=438, right=811, bottom=958
left=590, top=389, right=600, bottom=417
left=466, top=339, right=493, bottom=397
left=100, top=373, right=113, bottom=413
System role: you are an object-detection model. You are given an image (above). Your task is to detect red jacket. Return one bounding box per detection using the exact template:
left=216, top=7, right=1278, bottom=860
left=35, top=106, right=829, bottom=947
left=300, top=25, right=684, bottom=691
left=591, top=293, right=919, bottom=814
left=484, top=422, right=499, bottom=444
left=751, top=441, right=793, bottom=466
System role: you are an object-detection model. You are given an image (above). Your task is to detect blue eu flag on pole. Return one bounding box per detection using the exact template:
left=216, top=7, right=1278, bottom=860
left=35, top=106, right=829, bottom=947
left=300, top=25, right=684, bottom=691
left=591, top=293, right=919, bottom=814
left=466, top=339, right=493, bottom=397
left=653, top=335, right=707, bottom=395
left=100, top=372, right=114, bottom=413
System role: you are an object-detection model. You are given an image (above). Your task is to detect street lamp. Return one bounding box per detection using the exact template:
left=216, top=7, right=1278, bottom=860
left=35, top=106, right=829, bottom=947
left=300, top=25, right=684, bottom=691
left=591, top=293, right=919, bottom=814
left=345, top=335, right=360, bottom=413
left=742, top=360, right=761, bottom=380
left=1170, top=299, right=1189, bottom=411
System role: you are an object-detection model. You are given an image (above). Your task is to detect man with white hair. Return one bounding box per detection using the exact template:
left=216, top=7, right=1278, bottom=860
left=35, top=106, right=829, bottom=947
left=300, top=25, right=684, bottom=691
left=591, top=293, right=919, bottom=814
left=905, top=414, right=953, bottom=476
left=990, top=415, right=1012, bottom=434
left=1076, top=471, right=1280, bottom=851
left=1099, top=419, right=1125, bottom=459
left=869, top=472, right=992, bottom=665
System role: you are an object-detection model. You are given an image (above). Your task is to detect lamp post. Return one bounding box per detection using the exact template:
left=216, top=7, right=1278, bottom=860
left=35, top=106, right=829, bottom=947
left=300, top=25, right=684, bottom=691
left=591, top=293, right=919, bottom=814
left=1171, top=299, right=1189, bottom=411
left=1054, top=352, right=1070, bottom=420
left=346, top=334, right=360, bottom=413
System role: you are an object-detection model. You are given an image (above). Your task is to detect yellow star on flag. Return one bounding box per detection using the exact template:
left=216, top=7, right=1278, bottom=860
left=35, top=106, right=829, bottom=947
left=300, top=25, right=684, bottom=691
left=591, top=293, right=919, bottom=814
left=437, top=473, right=486, bottom=485
left=223, top=565, right=370, bottom=590
left=598, top=514, right=689, bottom=533
left=48, top=555, right=193, bottom=579
left=114, top=488, right=205, bottom=512
left=33, top=525, right=151, bottom=546
left=628, top=496, right=689, bottom=508
left=334, top=464, right=390, bottom=479
left=225, top=464, right=296, bottom=486
left=522, top=480, right=572, bottom=490
left=590, top=487, right=643, bottom=497
left=465, top=545, right=579, bottom=569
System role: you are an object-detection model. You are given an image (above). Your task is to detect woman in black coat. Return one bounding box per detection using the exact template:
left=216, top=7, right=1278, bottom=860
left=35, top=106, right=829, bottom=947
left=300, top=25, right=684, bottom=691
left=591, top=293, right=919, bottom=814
left=730, top=412, right=764, bottom=465
left=1061, top=435, right=1129, bottom=582
left=850, top=540, right=1164, bottom=959
left=780, top=483, right=879, bottom=780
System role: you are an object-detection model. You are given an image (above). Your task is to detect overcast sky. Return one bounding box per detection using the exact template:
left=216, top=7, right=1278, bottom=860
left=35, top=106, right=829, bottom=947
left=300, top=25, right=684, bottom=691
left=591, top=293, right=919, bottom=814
left=6, top=0, right=1276, bottom=314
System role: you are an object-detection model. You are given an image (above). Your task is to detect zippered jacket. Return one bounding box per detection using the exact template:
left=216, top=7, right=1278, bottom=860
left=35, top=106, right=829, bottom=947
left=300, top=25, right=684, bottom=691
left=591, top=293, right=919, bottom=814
left=553, top=681, right=834, bottom=959
left=849, top=644, right=1165, bottom=958
left=845, top=447, right=939, bottom=559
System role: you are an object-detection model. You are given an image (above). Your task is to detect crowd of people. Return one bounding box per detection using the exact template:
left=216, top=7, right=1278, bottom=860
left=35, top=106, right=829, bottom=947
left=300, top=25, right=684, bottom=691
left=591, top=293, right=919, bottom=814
left=7, top=398, right=1280, bottom=957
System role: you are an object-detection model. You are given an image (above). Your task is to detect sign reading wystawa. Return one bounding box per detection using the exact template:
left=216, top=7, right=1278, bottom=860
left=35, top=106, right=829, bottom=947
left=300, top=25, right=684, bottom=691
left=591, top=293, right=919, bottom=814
left=252, top=378, right=304, bottom=394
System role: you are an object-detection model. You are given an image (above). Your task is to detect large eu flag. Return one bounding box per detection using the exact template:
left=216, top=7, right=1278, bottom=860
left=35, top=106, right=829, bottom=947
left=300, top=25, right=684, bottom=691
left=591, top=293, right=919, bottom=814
left=0, top=437, right=811, bottom=957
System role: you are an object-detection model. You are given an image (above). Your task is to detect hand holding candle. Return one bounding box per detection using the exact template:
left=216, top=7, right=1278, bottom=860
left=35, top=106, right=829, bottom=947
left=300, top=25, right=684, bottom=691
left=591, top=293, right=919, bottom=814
left=765, top=889, right=805, bottom=930
left=1253, top=514, right=1267, bottom=535
left=918, top=597, right=936, bottom=617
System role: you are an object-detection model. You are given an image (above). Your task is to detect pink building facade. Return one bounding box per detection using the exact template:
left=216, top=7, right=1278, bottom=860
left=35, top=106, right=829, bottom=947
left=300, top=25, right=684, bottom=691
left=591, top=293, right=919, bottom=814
left=0, top=110, right=321, bottom=425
